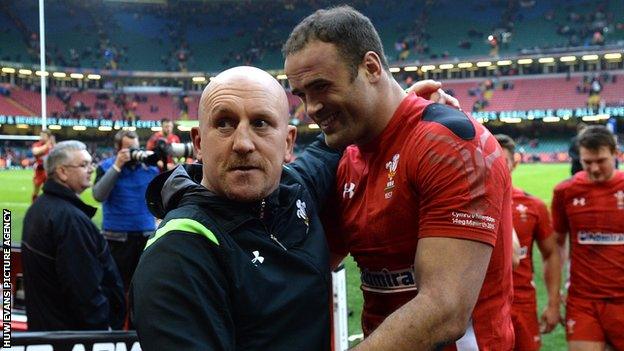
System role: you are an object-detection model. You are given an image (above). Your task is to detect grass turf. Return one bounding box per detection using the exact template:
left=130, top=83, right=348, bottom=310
left=0, top=163, right=578, bottom=349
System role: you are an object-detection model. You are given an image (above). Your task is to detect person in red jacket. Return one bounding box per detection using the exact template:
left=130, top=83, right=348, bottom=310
left=552, top=125, right=624, bottom=351
left=496, top=134, right=561, bottom=351
left=31, top=130, right=55, bottom=202
left=147, top=118, right=180, bottom=170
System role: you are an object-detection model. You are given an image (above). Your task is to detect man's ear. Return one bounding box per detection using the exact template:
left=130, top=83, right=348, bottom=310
left=361, top=51, right=383, bottom=83
left=284, top=125, right=297, bottom=163
left=191, top=127, right=202, bottom=161
left=55, top=167, right=68, bottom=183
left=512, top=152, right=521, bottom=171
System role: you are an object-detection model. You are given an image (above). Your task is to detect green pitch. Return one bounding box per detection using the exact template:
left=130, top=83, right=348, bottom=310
left=0, top=163, right=576, bottom=349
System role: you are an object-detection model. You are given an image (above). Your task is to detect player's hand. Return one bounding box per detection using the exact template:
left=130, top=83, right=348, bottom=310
left=47, top=135, right=56, bottom=148
left=115, top=148, right=131, bottom=169
left=539, top=304, right=561, bottom=334
left=405, top=79, right=461, bottom=110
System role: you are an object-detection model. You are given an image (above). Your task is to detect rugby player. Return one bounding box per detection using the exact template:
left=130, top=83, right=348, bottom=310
left=497, top=134, right=562, bottom=351
left=552, top=125, right=624, bottom=351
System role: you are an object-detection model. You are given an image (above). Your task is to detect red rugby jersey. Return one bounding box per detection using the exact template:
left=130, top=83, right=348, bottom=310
left=325, top=94, right=514, bottom=350
left=146, top=131, right=181, bottom=150
left=32, top=140, right=49, bottom=168
left=511, top=187, right=553, bottom=304
left=551, top=170, right=624, bottom=299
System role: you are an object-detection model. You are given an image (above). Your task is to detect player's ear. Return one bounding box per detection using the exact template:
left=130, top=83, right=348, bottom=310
left=284, top=125, right=297, bottom=163
left=361, top=51, right=382, bottom=83
left=191, top=127, right=202, bottom=161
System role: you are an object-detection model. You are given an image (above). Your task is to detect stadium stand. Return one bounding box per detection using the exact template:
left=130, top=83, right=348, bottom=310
left=3, top=0, right=622, bottom=71
left=441, top=73, right=623, bottom=111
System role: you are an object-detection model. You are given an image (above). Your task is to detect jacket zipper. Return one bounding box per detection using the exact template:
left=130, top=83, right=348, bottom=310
left=259, top=199, right=287, bottom=251
left=270, top=234, right=287, bottom=251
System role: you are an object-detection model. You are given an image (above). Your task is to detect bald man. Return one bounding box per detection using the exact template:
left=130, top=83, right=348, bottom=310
left=131, top=66, right=342, bottom=351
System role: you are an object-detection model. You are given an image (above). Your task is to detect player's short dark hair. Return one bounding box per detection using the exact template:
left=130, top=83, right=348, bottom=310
left=282, top=5, right=388, bottom=80
left=161, top=118, right=172, bottom=124
left=495, top=134, right=515, bottom=154
left=577, top=125, right=616, bottom=152
left=114, top=130, right=138, bottom=150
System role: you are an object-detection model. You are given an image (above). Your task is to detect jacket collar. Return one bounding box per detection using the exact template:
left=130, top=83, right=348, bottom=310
left=42, top=180, right=98, bottom=218
left=146, top=164, right=281, bottom=233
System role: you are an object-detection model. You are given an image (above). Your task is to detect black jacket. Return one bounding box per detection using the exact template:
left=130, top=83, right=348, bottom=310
left=131, top=137, right=340, bottom=351
left=21, top=180, right=125, bottom=331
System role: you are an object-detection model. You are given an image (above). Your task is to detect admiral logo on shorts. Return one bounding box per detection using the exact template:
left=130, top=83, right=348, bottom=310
left=577, top=231, right=624, bottom=245
left=360, top=266, right=417, bottom=293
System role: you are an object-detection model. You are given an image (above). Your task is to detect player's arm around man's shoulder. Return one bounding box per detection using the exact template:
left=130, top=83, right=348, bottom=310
left=353, top=110, right=512, bottom=350
left=286, top=133, right=342, bottom=208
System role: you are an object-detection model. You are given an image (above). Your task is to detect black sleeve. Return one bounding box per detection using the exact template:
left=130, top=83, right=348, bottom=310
left=287, top=134, right=342, bottom=210
left=131, top=233, right=235, bottom=351
left=55, top=213, right=123, bottom=330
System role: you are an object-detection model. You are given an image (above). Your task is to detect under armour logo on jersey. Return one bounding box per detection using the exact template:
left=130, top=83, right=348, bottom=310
left=343, top=182, right=356, bottom=199
left=573, top=198, right=586, bottom=206
left=615, top=190, right=624, bottom=210
left=296, top=199, right=309, bottom=227
left=384, top=154, right=400, bottom=199
left=251, top=250, right=264, bottom=265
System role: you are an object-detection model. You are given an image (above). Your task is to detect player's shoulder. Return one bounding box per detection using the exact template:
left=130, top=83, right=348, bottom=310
left=418, top=103, right=476, bottom=141
left=553, top=175, right=576, bottom=193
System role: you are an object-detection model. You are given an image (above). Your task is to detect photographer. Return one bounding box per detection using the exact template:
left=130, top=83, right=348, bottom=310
left=146, top=118, right=180, bottom=170
left=93, top=130, right=159, bottom=297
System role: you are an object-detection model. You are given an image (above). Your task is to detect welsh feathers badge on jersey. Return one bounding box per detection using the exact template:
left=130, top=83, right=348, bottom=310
left=384, top=154, right=400, bottom=199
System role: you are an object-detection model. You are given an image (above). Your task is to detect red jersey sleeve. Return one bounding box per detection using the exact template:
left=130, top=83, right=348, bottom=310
left=534, top=198, right=554, bottom=241
left=146, top=132, right=160, bottom=150
left=170, top=134, right=181, bottom=144
left=409, top=122, right=509, bottom=247
left=551, top=183, right=569, bottom=235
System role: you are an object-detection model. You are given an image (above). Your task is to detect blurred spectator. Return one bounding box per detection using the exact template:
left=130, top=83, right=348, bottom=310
left=587, top=77, right=603, bottom=109
left=568, top=122, right=587, bottom=175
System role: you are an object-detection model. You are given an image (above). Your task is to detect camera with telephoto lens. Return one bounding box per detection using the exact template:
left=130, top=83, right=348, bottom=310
left=128, top=148, right=160, bottom=166
left=167, top=142, right=194, bottom=159
left=153, top=138, right=194, bottom=159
